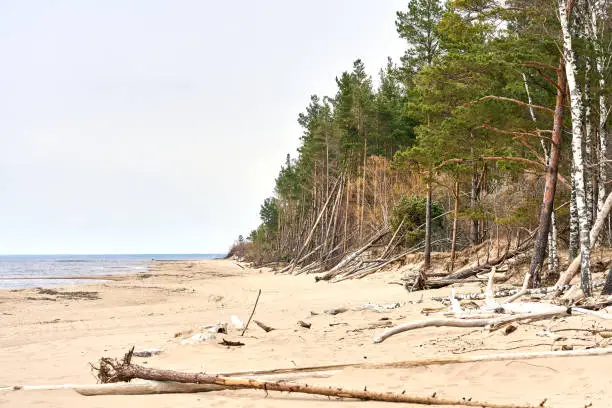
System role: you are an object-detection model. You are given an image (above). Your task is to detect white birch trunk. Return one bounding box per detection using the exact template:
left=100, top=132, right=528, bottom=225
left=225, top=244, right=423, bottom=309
left=559, top=0, right=592, bottom=296
left=584, top=58, right=594, bottom=229
left=587, top=0, right=608, bottom=218
left=569, top=176, right=579, bottom=259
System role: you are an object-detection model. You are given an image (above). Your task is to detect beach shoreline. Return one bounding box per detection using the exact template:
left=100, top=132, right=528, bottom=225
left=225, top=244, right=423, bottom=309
left=0, top=259, right=610, bottom=407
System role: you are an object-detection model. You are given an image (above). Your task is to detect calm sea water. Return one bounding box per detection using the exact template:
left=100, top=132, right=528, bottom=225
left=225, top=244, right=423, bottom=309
left=0, top=254, right=225, bottom=290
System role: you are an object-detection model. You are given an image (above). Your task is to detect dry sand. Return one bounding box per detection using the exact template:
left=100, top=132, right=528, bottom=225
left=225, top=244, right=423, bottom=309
left=0, top=259, right=610, bottom=407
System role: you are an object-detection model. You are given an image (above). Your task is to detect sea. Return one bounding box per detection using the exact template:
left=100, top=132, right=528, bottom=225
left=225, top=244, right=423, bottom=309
left=0, top=254, right=225, bottom=290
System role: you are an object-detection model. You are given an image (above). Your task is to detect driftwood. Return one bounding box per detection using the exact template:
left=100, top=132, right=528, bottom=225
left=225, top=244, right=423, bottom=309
left=554, top=191, right=612, bottom=292
left=430, top=283, right=605, bottom=303
left=93, top=351, right=544, bottom=407
left=338, top=244, right=431, bottom=281
left=375, top=296, right=612, bottom=343
left=434, top=235, right=535, bottom=286
left=209, top=347, right=612, bottom=377
left=220, top=338, right=245, bottom=346
left=0, top=382, right=227, bottom=395
left=241, top=289, right=261, bottom=336
left=253, top=320, right=274, bottom=332
left=373, top=309, right=571, bottom=343
left=1, top=370, right=343, bottom=396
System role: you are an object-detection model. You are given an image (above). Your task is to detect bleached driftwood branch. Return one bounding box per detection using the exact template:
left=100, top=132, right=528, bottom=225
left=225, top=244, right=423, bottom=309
left=373, top=309, right=571, bottom=343
left=91, top=351, right=545, bottom=407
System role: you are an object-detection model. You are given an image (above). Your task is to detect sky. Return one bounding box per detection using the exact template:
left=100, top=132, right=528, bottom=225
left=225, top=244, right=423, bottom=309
left=0, top=0, right=407, bottom=255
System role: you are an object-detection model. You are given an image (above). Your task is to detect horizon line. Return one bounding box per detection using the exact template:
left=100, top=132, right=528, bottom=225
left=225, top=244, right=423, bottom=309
left=0, top=252, right=227, bottom=256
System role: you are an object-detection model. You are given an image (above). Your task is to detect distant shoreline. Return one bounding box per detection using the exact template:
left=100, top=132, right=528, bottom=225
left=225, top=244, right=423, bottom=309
left=0, top=274, right=136, bottom=281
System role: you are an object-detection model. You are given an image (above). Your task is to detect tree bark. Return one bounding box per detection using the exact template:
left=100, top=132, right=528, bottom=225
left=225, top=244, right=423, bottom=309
left=601, top=263, right=612, bottom=296
left=94, top=356, right=538, bottom=408
left=560, top=0, right=593, bottom=296
left=526, top=58, right=566, bottom=288
left=373, top=309, right=570, bottom=343
left=450, top=180, right=460, bottom=271
left=291, top=178, right=341, bottom=268
left=424, top=179, right=432, bottom=269
left=470, top=155, right=480, bottom=245
left=569, top=175, right=579, bottom=259
left=587, top=0, right=609, bottom=222
left=555, top=191, right=612, bottom=289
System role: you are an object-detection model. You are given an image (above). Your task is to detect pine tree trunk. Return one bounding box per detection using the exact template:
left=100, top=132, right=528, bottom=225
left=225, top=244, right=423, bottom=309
left=361, top=132, right=367, bottom=241
left=560, top=0, right=593, bottom=296
left=471, top=156, right=479, bottom=245
left=450, top=180, right=459, bottom=272
left=527, top=57, right=566, bottom=288
left=424, top=179, right=432, bottom=270
left=522, top=72, right=560, bottom=280
left=344, top=180, right=350, bottom=252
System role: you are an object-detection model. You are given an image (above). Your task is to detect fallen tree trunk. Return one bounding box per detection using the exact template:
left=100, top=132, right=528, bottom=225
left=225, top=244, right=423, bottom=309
left=317, top=228, right=389, bottom=281
left=554, top=191, right=612, bottom=292
left=1, top=370, right=343, bottom=396
left=373, top=309, right=571, bottom=343
left=289, top=177, right=342, bottom=272
left=334, top=245, right=425, bottom=282
left=430, top=282, right=604, bottom=303
left=437, top=237, right=535, bottom=284
left=94, top=353, right=544, bottom=407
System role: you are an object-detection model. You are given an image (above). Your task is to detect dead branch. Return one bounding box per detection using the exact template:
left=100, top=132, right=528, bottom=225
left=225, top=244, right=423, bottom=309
left=220, top=338, right=245, bottom=347
left=2, top=370, right=344, bottom=396
left=481, top=123, right=555, bottom=144
left=373, top=310, right=571, bottom=343
left=317, top=227, right=389, bottom=281
left=463, top=95, right=555, bottom=114
left=92, top=355, right=544, bottom=407
left=253, top=320, right=275, bottom=332
left=428, top=236, right=535, bottom=287
left=431, top=284, right=572, bottom=303
left=241, top=289, right=262, bottom=336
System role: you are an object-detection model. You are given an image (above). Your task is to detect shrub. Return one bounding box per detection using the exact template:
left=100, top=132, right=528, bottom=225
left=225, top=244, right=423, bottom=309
left=390, top=194, right=444, bottom=247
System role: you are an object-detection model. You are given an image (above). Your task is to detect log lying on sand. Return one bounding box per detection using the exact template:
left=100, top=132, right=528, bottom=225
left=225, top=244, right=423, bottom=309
left=430, top=282, right=605, bottom=303
left=92, top=350, right=544, bottom=407
left=1, top=370, right=343, bottom=396
left=373, top=309, right=572, bottom=343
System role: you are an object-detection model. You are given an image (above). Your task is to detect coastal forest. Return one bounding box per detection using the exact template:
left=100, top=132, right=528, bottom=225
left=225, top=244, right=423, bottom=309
left=233, top=0, right=612, bottom=297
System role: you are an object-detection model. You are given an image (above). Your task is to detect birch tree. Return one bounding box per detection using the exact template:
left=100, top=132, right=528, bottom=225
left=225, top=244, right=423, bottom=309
left=586, top=0, right=609, bottom=217
left=559, top=0, right=593, bottom=296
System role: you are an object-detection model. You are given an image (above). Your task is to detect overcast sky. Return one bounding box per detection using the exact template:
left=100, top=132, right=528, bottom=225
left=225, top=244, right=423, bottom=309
left=0, top=1, right=407, bottom=255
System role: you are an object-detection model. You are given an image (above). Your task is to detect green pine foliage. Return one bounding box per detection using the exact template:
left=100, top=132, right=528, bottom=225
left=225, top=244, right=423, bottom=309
left=238, top=0, right=612, bottom=266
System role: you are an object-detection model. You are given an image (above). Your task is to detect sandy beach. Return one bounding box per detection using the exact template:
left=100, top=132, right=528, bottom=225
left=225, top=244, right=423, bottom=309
left=0, top=259, right=610, bottom=407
